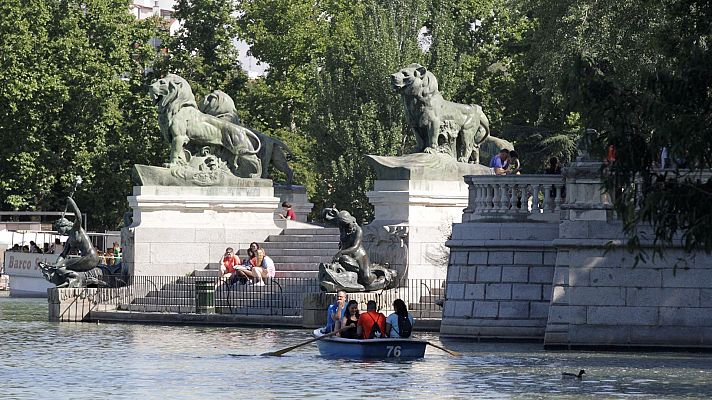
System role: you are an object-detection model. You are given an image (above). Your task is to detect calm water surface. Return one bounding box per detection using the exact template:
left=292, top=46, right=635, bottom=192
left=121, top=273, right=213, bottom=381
left=1, top=298, right=711, bottom=399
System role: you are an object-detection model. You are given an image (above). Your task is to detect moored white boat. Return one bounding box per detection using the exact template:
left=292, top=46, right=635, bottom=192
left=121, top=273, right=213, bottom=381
left=312, top=328, right=427, bottom=359
left=3, top=251, right=55, bottom=297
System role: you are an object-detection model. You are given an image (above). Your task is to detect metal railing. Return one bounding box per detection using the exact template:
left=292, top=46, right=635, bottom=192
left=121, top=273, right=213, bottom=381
left=93, top=276, right=446, bottom=318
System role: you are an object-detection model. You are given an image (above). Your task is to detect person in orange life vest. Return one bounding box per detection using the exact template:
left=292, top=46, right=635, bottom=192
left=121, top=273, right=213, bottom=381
left=219, top=247, right=241, bottom=282
left=357, top=300, right=387, bottom=339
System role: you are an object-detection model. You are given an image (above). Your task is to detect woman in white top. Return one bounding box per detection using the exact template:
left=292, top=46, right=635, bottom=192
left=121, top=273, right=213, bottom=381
left=249, top=248, right=275, bottom=286
left=386, top=298, right=414, bottom=338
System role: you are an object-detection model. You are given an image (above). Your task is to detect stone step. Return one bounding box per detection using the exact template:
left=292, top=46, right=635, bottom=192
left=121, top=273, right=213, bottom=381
left=417, top=295, right=442, bottom=303
left=194, top=270, right=221, bottom=277
left=281, top=228, right=340, bottom=235
left=197, top=263, right=322, bottom=276
left=270, top=262, right=321, bottom=271
left=163, top=279, right=318, bottom=291
left=408, top=303, right=443, bottom=311
left=258, top=241, right=340, bottom=250
left=410, top=310, right=443, bottom=319
left=266, top=234, right=341, bottom=243
left=275, top=271, right=318, bottom=279
left=118, top=304, right=301, bottom=315
left=269, top=255, right=332, bottom=264
left=255, top=248, right=336, bottom=257
left=134, top=293, right=303, bottom=305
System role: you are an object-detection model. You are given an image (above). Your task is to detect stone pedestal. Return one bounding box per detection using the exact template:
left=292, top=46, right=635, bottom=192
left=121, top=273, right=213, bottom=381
left=273, top=185, right=313, bottom=222
left=366, top=179, right=468, bottom=280
left=365, top=153, right=493, bottom=281
left=48, top=288, right=93, bottom=322
left=122, top=183, right=282, bottom=276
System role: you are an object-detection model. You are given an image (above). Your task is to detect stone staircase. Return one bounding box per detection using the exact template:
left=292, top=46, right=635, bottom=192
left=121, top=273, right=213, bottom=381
left=113, top=225, right=445, bottom=322
left=194, top=226, right=340, bottom=279
left=407, top=286, right=445, bottom=320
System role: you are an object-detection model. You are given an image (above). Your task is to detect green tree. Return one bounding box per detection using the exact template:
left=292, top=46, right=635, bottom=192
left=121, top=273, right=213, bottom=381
left=0, top=0, right=166, bottom=230
left=308, top=0, right=429, bottom=221
left=167, top=0, right=247, bottom=99
left=523, top=0, right=712, bottom=254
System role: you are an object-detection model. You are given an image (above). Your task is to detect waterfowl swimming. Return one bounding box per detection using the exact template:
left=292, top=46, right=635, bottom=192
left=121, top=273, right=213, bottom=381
left=561, top=369, right=585, bottom=379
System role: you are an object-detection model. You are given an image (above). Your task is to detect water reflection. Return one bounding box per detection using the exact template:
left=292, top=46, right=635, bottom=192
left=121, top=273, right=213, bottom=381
left=2, top=298, right=711, bottom=399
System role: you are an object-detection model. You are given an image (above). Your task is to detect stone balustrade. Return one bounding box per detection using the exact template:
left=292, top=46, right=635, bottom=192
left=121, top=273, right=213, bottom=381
left=463, top=175, right=566, bottom=222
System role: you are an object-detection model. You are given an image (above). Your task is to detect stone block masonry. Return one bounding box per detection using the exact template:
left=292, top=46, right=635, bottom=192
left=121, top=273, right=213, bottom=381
left=441, top=222, right=559, bottom=339
left=442, top=168, right=712, bottom=349
left=545, top=242, right=712, bottom=349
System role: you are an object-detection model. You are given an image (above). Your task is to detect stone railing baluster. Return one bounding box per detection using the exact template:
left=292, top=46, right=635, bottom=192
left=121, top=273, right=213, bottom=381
left=462, top=175, right=565, bottom=222
left=554, top=184, right=564, bottom=211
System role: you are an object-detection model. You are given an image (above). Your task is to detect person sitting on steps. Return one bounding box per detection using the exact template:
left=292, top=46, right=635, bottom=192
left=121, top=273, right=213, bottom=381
left=237, top=248, right=275, bottom=286
left=357, top=300, right=387, bottom=339
left=279, top=201, right=296, bottom=220
left=219, top=247, right=241, bottom=284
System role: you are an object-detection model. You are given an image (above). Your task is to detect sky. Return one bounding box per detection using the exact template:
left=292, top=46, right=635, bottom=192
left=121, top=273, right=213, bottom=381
left=134, top=0, right=268, bottom=78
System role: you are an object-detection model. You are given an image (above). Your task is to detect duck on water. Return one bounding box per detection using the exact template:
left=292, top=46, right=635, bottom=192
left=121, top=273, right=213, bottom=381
left=562, top=369, right=586, bottom=379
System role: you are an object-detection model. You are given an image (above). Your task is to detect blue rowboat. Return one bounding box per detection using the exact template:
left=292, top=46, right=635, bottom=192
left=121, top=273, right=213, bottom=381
left=312, top=328, right=427, bottom=359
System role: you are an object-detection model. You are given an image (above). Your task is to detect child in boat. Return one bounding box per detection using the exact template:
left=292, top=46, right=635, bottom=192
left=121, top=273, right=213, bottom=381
left=386, top=299, right=414, bottom=338
left=357, top=300, right=387, bottom=339
left=339, top=300, right=360, bottom=339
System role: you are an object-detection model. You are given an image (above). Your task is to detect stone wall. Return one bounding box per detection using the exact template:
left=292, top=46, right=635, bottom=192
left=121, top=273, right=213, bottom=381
left=545, top=226, right=712, bottom=349
left=441, top=163, right=712, bottom=349
left=440, top=222, right=558, bottom=339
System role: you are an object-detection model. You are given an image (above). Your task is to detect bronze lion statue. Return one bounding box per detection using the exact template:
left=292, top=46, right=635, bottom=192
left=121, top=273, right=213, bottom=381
left=391, top=64, right=491, bottom=164
left=149, top=74, right=262, bottom=178
left=199, top=90, right=294, bottom=185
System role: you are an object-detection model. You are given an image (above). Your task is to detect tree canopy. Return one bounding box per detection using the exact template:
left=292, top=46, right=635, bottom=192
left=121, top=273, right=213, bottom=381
left=1, top=0, right=710, bottom=254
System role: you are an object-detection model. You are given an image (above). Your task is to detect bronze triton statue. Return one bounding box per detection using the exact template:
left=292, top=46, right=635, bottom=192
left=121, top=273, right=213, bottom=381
left=318, top=208, right=398, bottom=292
left=38, top=197, right=118, bottom=288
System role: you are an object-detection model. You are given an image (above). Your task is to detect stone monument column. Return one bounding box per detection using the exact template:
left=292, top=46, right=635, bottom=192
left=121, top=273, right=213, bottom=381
left=365, top=153, right=492, bottom=281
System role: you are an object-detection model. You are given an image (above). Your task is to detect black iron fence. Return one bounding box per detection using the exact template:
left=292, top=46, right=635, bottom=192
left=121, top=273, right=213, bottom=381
left=94, top=276, right=445, bottom=318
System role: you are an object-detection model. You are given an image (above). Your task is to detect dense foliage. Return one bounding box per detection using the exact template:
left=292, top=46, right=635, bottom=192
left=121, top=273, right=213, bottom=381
left=0, top=0, right=166, bottom=229
left=1, top=0, right=710, bottom=254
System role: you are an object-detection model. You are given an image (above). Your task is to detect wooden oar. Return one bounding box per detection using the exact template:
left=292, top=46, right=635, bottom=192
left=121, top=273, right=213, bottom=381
left=426, top=342, right=460, bottom=356
left=262, top=326, right=353, bottom=357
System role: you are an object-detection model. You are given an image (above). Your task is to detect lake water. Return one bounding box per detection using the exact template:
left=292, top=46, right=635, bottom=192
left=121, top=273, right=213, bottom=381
left=2, top=297, right=711, bottom=399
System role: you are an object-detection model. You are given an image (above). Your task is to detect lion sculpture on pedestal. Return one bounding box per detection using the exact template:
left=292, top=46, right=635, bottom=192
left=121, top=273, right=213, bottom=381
left=391, top=64, right=492, bottom=164
left=199, top=90, right=295, bottom=185
left=149, top=74, right=262, bottom=178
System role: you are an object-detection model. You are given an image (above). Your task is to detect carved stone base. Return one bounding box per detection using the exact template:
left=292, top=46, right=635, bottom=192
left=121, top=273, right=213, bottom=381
left=122, top=184, right=281, bottom=276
